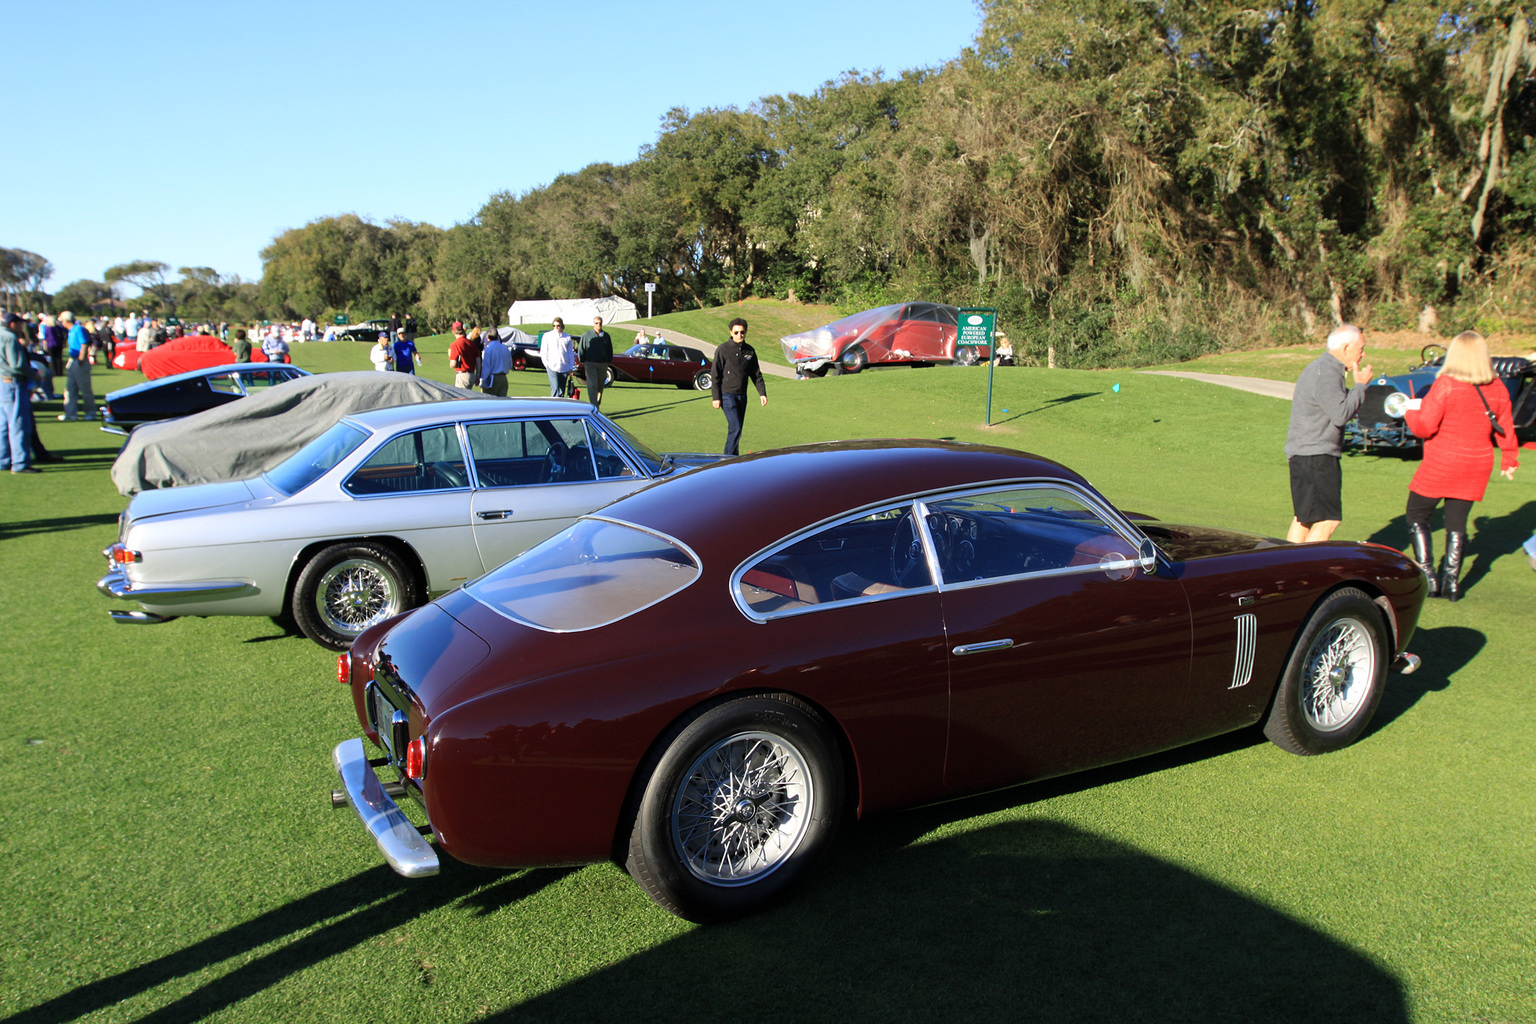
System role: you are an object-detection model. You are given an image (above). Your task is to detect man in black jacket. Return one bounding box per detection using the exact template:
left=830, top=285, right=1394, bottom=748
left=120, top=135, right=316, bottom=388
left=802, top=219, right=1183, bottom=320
left=579, top=316, right=613, bottom=408
left=710, top=318, right=767, bottom=455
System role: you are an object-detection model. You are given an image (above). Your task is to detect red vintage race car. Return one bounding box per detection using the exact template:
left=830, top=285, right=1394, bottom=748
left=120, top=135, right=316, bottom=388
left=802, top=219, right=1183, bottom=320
left=331, top=439, right=1426, bottom=921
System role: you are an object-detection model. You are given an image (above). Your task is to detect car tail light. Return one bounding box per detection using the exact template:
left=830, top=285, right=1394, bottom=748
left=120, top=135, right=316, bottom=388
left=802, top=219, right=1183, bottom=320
left=405, top=736, right=426, bottom=781
left=109, top=543, right=141, bottom=564
left=337, top=654, right=349, bottom=686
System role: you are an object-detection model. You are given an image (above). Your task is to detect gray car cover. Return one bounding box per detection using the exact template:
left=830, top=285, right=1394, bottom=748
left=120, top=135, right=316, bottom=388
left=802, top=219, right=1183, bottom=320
left=112, top=371, right=473, bottom=496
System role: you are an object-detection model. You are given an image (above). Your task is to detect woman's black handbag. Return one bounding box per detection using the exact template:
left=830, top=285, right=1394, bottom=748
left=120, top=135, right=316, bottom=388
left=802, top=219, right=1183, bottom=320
left=1474, top=383, right=1506, bottom=437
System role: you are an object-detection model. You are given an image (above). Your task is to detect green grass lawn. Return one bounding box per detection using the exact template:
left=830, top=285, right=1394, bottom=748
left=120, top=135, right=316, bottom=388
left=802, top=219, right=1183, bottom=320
left=2, top=346, right=1532, bottom=1022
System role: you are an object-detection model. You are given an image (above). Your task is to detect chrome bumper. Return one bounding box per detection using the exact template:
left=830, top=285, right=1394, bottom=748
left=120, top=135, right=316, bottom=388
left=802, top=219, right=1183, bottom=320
left=331, top=738, right=439, bottom=878
left=97, top=563, right=255, bottom=607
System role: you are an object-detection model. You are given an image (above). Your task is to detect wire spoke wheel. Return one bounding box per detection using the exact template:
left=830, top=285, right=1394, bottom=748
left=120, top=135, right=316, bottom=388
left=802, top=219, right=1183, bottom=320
left=1298, top=616, right=1376, bottom=733
left=672, top=731, right=813, bottom=885
left=315, top=558, right=397, bottom=635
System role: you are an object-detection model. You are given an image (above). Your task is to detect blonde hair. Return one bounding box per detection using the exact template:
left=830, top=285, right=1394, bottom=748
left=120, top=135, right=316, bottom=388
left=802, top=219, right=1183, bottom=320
left=1439, top=330, right=1496, bottom=385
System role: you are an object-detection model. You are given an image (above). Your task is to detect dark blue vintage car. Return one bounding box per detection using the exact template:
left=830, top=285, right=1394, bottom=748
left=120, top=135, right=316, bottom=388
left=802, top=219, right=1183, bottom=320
left=1346, top=344, right=1536, bottom=450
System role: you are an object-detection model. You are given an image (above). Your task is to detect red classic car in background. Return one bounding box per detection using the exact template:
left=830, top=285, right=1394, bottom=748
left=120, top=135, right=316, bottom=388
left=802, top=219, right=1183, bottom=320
left=112, top=335, right=273, bottom=374
left=780, top=302, right=989, bottom=375
left=331, top=440, right=1425, bottom=921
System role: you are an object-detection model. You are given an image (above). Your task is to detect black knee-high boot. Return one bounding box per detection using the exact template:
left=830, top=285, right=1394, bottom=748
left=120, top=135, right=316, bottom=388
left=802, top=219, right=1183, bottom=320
left=1408, top=523, right=1439, bottom=597
left=1441, top=530, right=1466, bottom=602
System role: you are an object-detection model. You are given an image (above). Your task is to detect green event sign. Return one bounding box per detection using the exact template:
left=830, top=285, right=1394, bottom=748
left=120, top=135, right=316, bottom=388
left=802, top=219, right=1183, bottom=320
left=165, top=316, right=180, bottom=326
left=334, top=315, right=347, bottom=325
left=957, top=307, right=995, bottom=348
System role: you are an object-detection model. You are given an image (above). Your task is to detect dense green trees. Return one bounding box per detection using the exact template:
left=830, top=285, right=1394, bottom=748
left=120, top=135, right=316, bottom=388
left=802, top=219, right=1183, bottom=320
left=29, top=6, right=1536, bottom=361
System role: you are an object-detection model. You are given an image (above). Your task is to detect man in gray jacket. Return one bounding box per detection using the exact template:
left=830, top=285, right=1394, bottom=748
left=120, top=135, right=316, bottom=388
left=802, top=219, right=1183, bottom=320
left=1284, top=324, right=1372, bottom=542
left=0, top=312, right=39, bottom=473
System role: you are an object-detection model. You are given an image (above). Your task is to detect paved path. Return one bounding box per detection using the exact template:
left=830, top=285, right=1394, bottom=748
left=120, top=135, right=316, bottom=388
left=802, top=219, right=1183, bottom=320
left=1139, top=370, right=1295, bottom=400
left=611, top=323, right=799, bottom=380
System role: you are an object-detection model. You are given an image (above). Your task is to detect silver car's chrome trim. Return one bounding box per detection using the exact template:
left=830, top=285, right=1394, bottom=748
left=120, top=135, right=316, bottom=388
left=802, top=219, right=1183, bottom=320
left=108, top=609, right=173, bottom=624
left=97, top=566, right=255, bottom=602
left=331, top=738, right=439, bottom=878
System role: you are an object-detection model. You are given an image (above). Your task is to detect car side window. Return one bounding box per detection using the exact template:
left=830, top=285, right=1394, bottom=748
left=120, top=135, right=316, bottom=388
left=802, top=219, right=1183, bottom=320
left=344, top=425, right=467, bottom=496
left=239, top=370, right=287, bottom=390
left=206, top=373, right=242, bottom=395
left=586, top=425, right=637, bottom=479
left=737, top=505, right=929, bottom=617
left=924, top=486, right=1136, bottom=585
left=464, top=418, right=612, bottom=487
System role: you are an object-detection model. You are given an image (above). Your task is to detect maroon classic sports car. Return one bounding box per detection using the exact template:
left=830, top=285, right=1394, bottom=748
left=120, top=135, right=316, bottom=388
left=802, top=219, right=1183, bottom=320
left=331, top=440, right=1426, bottom=921
left=589, top=340, right=714, bottom=391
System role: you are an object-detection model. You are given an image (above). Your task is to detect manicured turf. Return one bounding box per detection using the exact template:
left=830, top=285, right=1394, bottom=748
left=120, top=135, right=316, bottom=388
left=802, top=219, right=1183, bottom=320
left=2, top=346, right=1531, bottom=1022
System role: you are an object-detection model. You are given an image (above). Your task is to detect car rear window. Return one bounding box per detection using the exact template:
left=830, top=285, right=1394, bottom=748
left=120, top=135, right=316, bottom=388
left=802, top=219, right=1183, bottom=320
left=466, top=518, right=698, bottom=631
left=265, top=422, right=370, bottom=495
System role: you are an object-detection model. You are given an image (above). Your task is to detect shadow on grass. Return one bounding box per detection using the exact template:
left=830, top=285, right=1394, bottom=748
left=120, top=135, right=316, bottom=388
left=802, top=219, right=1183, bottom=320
left=603, top=394, right=713, bottom=421
left=1365, top=500, right=1536, bottom=599
left=5, top=861, right=576, bottom=1024
left=0, top=512, right=119, bottom=542
left=1369, top=625, right=1484, bottom=736
left=495, top=817, right=1407, bottom=1024
left=988, top=391, right=1100, bottom=427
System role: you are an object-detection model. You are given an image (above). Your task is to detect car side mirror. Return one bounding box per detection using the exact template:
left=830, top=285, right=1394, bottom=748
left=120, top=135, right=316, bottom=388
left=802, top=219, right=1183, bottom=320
left=1138, top=538, right=1158, bottom=572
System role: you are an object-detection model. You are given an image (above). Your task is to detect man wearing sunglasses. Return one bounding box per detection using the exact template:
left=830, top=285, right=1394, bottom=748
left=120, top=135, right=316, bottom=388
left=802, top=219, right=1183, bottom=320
left=711, top=318, right=767, bottom=456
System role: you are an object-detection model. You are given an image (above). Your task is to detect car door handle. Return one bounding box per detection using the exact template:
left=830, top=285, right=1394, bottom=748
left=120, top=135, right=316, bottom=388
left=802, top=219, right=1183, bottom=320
left=952, top=639, right=1014, bottom=656
left=477, top=510, right=512, bottom=520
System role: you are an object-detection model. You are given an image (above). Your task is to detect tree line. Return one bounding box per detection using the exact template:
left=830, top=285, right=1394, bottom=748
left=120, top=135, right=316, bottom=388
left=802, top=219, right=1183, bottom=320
left=19, top=3, right=1536, bottom=367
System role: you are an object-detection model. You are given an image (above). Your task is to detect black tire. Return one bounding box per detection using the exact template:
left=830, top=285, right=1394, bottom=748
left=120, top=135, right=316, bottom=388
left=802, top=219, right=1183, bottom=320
left=625, top=694, right=844, bottom=922
left=1263, top=588, right=1388, bottom=755
left=292, top=542, right=421, bottom=652
left=602, top=366, right=616, bottom=388
left=693, top=369, right=714, bottom=391
left=838, top=345, right=867, bottom=374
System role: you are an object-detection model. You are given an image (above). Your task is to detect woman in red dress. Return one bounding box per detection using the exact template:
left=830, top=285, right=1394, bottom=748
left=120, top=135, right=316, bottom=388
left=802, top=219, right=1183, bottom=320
left=1403, top=330, right=1519, bottom=600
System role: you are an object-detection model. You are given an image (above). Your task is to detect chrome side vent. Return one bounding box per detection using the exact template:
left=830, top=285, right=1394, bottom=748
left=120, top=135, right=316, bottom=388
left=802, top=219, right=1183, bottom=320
left=1230, top=613, right=1257, bottom=689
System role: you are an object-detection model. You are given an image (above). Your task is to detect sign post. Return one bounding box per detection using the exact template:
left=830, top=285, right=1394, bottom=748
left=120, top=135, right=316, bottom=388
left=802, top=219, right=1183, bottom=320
left=644, top=282, right=656, bottom=320
left=957, top=308, right=998, bottom=424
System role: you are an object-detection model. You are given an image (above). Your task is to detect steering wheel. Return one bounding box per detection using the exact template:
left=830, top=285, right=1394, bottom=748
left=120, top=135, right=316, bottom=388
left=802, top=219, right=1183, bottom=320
left=891, top=511, right=950, bottom=586
left=430, top=461, right=468, bottom=488
left=541, top=442, right=569, bottom=484
left=1420, top=343, right=1446, bottom=367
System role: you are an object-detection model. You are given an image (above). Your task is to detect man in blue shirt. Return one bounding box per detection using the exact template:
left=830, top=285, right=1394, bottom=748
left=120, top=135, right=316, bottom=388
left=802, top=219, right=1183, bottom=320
left=391, top=327, right=417, bottom=374
left=58, top=311, right=98, bottom=421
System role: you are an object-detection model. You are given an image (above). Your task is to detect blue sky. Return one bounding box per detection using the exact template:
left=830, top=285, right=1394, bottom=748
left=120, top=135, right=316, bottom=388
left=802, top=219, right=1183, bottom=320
left=12, top=0, right=982, bottom=297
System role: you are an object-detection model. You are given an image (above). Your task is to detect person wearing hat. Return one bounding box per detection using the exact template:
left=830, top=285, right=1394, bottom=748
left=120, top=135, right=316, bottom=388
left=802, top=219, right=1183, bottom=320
left=371, top=333, right=393, bottom=371
left=391, top=326, right=417, bottom=374
left=58, top=311, right=98, bottom=422
left=0, top=312, right=40, bottom=472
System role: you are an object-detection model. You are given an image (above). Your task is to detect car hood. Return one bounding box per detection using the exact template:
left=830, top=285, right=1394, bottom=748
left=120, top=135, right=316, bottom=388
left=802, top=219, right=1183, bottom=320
left=124, top=477, right=262, bottom=521
left=1141, top=522, right=1286, bottom=561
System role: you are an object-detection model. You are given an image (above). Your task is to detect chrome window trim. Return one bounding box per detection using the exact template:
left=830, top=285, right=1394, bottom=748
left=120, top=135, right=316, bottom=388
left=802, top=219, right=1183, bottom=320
left=341, top=421, right=473, bottom=499
left=920, top=480, right=1156, bottom=592
left=731, top=478, right=1157, bottom=623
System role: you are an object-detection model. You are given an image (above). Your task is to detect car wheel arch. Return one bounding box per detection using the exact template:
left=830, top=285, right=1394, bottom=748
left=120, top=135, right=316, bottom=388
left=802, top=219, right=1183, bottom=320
left=281, top=535, right=429, bottom=620
left=1258, top=581, right=1396, bottom=749
left=607, top=687, right=863, bottom=866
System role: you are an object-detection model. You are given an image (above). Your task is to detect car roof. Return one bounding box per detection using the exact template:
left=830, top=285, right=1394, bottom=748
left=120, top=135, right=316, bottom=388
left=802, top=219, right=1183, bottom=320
left=341, top=395, right=598, bottom=431
left=601, top=439, right=1089, bottom=563
left=106, top=363, right=310, bottom=400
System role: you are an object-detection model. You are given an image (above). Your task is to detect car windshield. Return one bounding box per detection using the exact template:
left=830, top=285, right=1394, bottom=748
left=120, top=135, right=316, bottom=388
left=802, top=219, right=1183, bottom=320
left=466, top=518, right=699, bottom=631
left=264, top=421, right=370, bottom=495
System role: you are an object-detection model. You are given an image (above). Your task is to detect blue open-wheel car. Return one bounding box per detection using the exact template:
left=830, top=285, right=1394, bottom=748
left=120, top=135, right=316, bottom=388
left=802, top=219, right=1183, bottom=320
left=1346, top=343, right=1536, bottom=450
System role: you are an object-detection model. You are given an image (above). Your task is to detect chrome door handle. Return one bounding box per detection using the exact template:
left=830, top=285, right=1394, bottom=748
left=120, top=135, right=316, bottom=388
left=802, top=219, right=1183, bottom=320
left=953, top=639, right=1014, bottom=656
left=477, top=510, right=512, bottom=520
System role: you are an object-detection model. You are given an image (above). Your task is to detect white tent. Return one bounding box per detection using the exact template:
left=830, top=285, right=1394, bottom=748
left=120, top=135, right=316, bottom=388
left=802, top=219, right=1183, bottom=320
left=506, top=296, right=638, bottom=326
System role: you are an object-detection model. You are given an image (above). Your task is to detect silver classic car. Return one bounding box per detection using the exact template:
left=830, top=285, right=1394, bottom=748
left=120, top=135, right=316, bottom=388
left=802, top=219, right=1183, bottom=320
left=99, top=398, right=721, bottom=649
